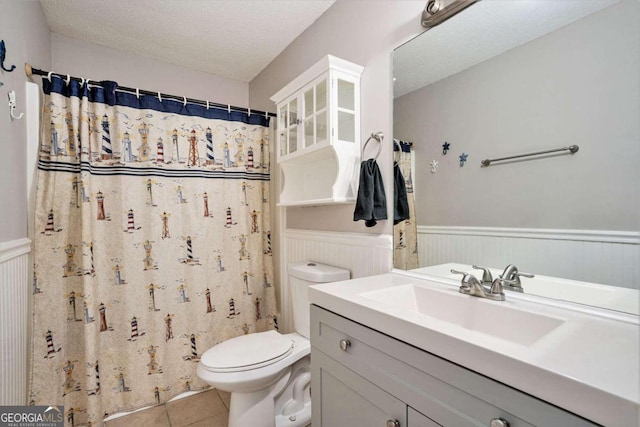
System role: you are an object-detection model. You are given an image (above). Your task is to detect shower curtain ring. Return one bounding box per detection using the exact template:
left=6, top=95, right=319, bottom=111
left=47, top=71, right=53, bottom=81
left=136, top=88, right=140, bottom=99
left=206, top=101, right=210, bottom=110
left=183, top=97, right=187, bottom=107
left=65, top=74, right=71, bottom=85
left=158, top=92, right=162, bottom=102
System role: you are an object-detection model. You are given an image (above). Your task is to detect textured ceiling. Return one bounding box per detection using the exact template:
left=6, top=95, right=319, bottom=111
left=394, top=0, right=621, bottom=97
left=40, top=0, right=335, bottom=83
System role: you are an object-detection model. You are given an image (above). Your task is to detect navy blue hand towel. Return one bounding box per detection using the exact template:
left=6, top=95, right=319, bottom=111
left=393, top=162, right=410, bottom=225
left=353, top=159, right=387, bottom=227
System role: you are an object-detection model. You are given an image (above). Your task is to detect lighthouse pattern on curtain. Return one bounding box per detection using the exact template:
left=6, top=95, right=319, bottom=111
left=30, top=77, right=276, bottom=426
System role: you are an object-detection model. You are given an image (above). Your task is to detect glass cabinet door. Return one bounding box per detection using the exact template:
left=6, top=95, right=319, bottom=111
left=303, top=87, right=314, bottom=148
left=287, top=98, right=298, bottom=154
left=278, top=104, right=287, bottom=157
left=336, top=78, right=356, bottom=143
left=315, top=80, right=328, bottom=144
left=278, top=72, right=355, bottom=160
left=299, top=78, right=328, bottom=150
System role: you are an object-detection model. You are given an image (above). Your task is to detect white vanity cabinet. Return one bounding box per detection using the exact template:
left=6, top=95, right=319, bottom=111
left=310, top=305, right=598, bottom=427
left=270, top=55, right=363, bottom=206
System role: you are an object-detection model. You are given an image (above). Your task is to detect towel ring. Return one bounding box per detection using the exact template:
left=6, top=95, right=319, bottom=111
left=362, top=132, right=384, bottom=160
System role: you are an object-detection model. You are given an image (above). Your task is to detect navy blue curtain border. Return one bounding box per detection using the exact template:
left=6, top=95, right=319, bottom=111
left=38, top=159, right=270, bottom=181
left=42, top=76, right=270, bottom=127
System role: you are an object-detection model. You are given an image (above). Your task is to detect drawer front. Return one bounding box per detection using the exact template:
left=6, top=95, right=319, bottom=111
left=311, top=305, right=597, bottom=427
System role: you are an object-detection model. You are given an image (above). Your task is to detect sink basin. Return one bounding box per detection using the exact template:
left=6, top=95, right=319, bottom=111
left=360, top=284, right=565, bottom=346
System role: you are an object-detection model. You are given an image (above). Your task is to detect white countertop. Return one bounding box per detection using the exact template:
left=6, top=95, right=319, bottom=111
left=309, top=272, right=640, bottom=426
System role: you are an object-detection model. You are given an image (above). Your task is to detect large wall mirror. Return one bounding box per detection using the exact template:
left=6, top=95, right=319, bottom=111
left=392, top=0, right=639, bottom=314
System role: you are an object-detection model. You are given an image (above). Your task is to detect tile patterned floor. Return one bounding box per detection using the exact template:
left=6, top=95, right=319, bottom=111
left=105, top=389, right=230, bottom=427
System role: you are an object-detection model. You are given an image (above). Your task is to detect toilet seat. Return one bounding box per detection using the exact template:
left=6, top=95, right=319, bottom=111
left=201, top=330, right=294, bottom=373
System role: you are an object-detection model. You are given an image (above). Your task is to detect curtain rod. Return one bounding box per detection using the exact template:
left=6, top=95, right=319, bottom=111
left=24, top=63, right=276, bottom=118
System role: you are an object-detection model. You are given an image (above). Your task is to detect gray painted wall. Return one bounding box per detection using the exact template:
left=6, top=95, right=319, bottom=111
left=250, top=0, right=426, bottom=235
left=51, top=33, right=249, bottom=108
left=0, top=0, right=51, bottom=242
left=394, top=0, right=639, bottom=230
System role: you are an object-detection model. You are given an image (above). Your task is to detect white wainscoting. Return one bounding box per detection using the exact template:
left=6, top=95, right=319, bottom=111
left=281, top=228, right=393, bottom=332
left=0, top=238, right=31, bottom=405
left=418, top=226, right=639, bottom=289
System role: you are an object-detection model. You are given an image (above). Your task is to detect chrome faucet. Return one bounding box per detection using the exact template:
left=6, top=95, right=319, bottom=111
left=451, top=269, right=513, bottom=301
left=499, top=264, right=535, bottom=293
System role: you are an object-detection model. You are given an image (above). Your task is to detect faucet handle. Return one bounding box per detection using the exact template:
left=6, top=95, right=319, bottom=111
left=489, top=277, right=516, bottom=296
left=450, top=269, right=481, bottom=289
left=472, top=265, right=493, bottom=283
left=450, top=269, right=469, bottom=286
left=515, top=271, right=535, bottom=279
left=450, top=269, right=474, bottom=281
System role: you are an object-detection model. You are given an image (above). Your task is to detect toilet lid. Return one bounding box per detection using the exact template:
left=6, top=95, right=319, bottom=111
left=201, top=330, right=293, bottom=372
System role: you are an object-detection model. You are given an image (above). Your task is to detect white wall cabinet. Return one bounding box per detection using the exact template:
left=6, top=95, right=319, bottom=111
left=271, top=55, right=363, bottom=206
left=310, top=305, right=598, bottom=427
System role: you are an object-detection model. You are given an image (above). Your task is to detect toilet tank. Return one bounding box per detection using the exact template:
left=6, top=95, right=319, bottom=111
left=288, top=261, right=350, bottom=338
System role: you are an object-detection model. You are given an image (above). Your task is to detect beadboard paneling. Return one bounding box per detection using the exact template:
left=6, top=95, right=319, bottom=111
left=0, top=238, right=31, bottom=405
left=281, top=229, right=392, bottom=332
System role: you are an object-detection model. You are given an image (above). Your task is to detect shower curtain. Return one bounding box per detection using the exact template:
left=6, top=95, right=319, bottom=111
left=29, top=77, right=276, bottom=426
left=393, top=140, right=419, bottom=270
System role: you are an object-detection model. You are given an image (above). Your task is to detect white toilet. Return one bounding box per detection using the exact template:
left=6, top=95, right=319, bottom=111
left=197, top=261, right=350, bottom=427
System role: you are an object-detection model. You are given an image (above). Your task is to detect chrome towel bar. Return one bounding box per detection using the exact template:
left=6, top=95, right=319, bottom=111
left=481, top=145, right=579, bottom=167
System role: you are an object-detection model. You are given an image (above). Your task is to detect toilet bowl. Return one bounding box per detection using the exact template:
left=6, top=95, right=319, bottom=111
left=197, top=331, right=311, bottom=427
left=197, top=261, right=350, bottom=427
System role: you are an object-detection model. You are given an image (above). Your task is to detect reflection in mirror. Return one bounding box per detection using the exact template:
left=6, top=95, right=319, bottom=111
left=392, top=0, right=639, bottom=314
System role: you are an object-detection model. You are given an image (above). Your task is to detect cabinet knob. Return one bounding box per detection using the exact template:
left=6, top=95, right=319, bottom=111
left=339, top=339, right=351, bottom=351
left=386, top=420, right=400, bottom=427
left=490, top=418, right=510, bottom=427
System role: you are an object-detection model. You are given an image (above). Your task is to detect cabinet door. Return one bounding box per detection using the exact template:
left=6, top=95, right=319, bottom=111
left=286, top=97, right=299, bottom=155
left=312, top=349, right=406, bottom=427
left=301, top=77, right=329, bottom=149
left=277, top=95, right=300, bottom=158
left=278, top=103, right=288, bottom=158
left=334, top=76, right=357, bottom=143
